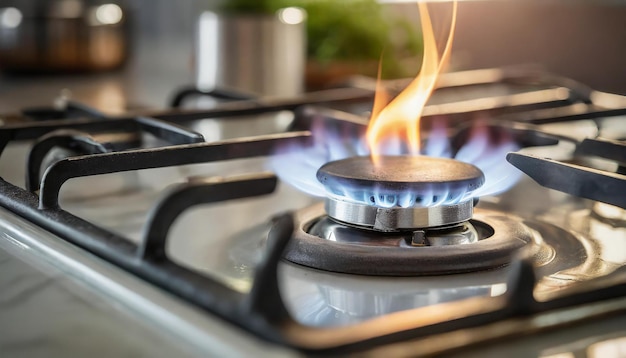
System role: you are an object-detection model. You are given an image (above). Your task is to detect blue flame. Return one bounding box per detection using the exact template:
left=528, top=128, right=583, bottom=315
left=270, top=116, right=521, bottom=207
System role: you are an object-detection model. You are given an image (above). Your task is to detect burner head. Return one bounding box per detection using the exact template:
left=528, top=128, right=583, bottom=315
left=317, top=156, right=485, bottom=231
left=316, top=156, right=485, bottom=208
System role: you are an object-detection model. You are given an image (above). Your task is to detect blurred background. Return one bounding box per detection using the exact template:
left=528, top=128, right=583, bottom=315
left=0, top=0, right=625, bottom=113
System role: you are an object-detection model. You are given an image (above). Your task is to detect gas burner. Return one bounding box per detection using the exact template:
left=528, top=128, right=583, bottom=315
left=283, top=204, right=547, bottom=276
left=282, top=155, right=537, bottom=276
left=317, top=155, right=485, bottom=231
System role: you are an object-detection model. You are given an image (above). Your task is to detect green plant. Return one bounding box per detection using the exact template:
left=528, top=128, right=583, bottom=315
left=219, top=0, right=422, bottom=78
left=219, top=0, right=291, bottom=14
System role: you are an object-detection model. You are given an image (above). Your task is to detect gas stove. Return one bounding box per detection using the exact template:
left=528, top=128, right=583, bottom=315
left=0, top=67, right=625, bottom=357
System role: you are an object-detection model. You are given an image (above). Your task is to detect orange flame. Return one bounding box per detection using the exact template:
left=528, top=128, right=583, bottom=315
left=366, top=1, right=458, bottom=164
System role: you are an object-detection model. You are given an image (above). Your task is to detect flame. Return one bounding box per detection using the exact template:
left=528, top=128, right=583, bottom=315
left=366, top=1, right=458, bottom=163
left=269, top=114, right=522, bottom=207
left=270, top=0, right=523, bottom=207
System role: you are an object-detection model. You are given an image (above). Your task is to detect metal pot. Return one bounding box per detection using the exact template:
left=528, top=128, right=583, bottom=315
left=0, top=0, right=128, bottom=72
left=195, top=8, right=306, bottom=97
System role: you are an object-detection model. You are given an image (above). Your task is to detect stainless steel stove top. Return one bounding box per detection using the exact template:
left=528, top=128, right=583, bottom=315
left=0, top=68, right=624, bottom=357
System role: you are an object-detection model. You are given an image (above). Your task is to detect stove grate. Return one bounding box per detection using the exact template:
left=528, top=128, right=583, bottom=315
left=0, top=67, right=624, bottom=354
left=0, top=176, right=624, bottom=354
left=507, top=151, right=626, bottom=209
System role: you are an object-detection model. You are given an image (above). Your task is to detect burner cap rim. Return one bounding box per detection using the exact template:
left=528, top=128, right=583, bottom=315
left=316, top=155, right=485, bottom=192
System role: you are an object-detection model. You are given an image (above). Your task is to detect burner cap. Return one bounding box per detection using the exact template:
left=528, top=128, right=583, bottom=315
left=317, top=156, right=484, bottom=208
left=318, top=155, right=484, bottom=193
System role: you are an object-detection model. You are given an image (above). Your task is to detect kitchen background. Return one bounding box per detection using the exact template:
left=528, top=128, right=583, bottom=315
left=0, top=2, right=625, bottom=356
left=0, top=0, right=625, bottom=114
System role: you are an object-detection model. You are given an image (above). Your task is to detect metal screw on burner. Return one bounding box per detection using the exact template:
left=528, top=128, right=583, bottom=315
left=316, top=155, right=485, bottom=232
left=406, top=223, right=479, bottom=246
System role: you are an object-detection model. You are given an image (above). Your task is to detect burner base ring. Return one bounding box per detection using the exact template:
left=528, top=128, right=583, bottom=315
left=284, top=203, right=536, bottom=276
left=326, top=198, right=474, bottom=231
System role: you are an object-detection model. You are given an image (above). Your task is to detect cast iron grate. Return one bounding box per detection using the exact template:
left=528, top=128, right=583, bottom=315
left=507, top=139, right=626, bottom=208
left=0, top=67, right=624, bottom=354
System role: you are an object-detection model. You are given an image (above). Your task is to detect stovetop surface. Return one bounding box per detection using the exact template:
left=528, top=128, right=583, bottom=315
left=0, top=205, right=294, bottom=357
left=0, top=68, right=624, bottom=356
left=0, top=210, right=198, bottom=357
